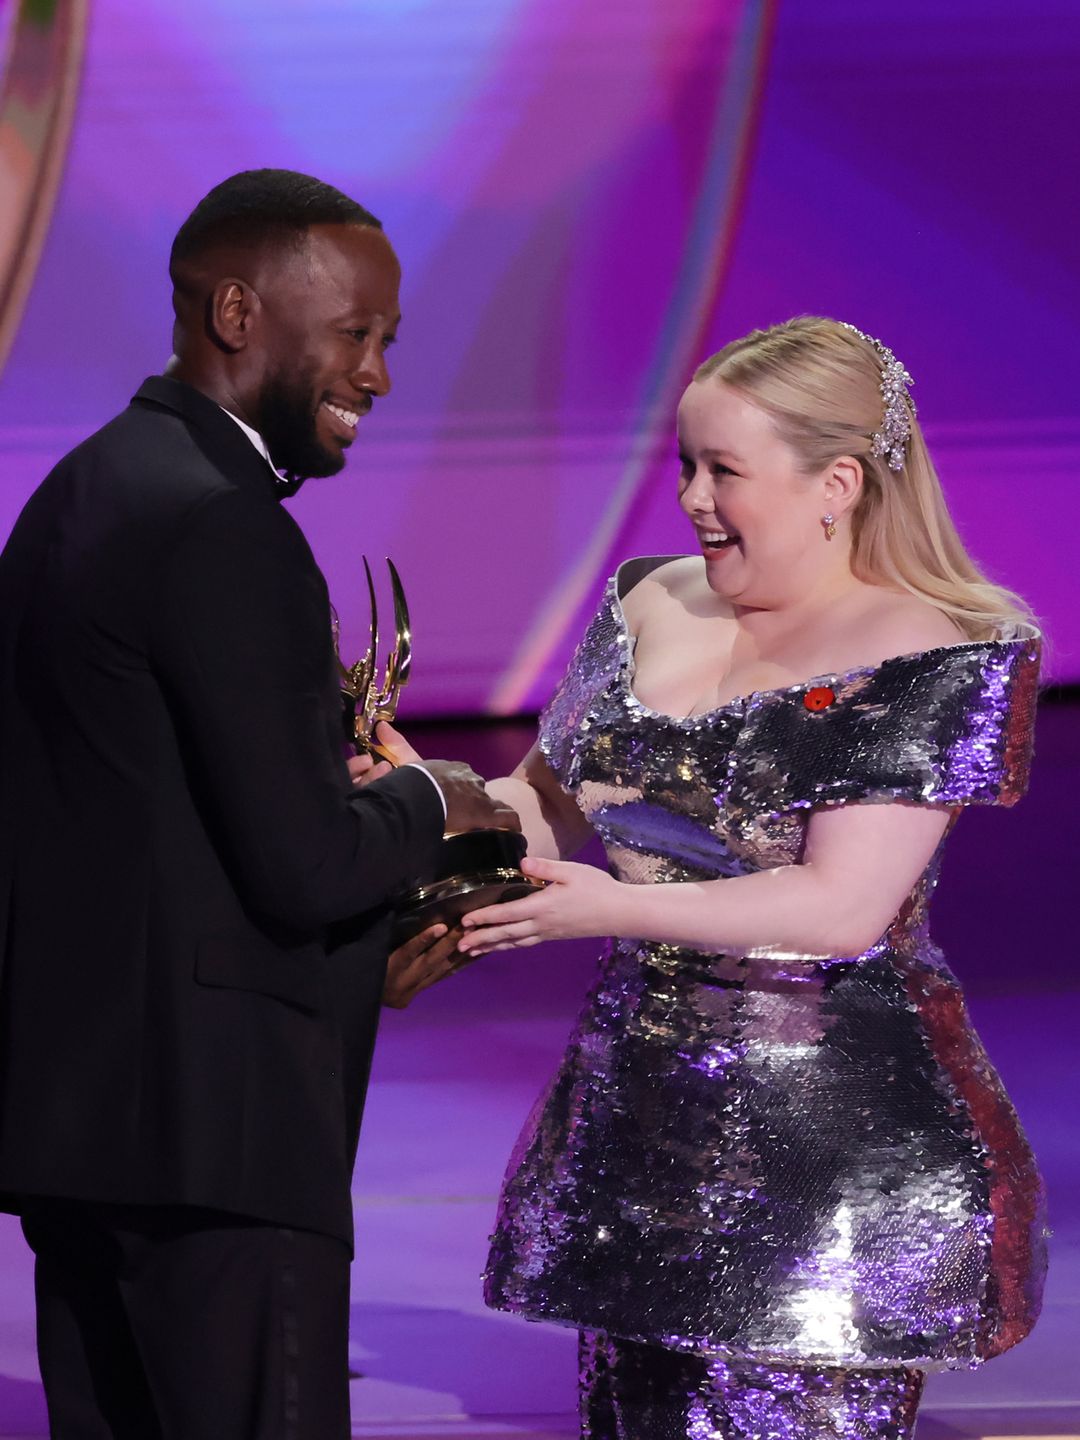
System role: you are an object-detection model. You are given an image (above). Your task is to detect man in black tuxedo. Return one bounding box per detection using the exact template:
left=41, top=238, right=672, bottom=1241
left=0, top=169, right=515, bottom=1438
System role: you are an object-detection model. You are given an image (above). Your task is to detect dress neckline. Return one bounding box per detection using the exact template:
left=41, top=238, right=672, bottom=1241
left=608, top=558, right=1038, bottom=727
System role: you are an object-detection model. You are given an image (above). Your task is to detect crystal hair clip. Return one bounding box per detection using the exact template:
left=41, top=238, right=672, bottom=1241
left=839, top=322, right=915, bottom=472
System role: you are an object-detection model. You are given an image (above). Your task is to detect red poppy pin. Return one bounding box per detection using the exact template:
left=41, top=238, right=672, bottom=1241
left=803, top=685, right=836, bottom=712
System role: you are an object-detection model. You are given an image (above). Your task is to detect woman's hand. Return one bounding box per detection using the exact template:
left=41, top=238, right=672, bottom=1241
left=383, top=923, right=472, bottom=1008
left=457, top=856, right=624, bottom=956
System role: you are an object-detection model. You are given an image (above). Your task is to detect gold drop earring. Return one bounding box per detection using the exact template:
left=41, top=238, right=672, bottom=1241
left=821, top=513, right=837, bottom=541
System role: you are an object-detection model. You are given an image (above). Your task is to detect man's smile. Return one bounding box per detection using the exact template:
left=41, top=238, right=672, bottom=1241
left=321, top=395, right=371, bottom=442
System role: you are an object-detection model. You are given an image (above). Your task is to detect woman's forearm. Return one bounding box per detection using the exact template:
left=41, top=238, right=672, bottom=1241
left=487, top=775, right=592, bottom=860
left=466, top=777, right=956, bottom=956
left=460, top=802, right=949, bottom=960
left=484, top=743, right=595, bottom=861
left=611, top=865, right=888, bottom=961
left=487, top=776, right=557, bottom=857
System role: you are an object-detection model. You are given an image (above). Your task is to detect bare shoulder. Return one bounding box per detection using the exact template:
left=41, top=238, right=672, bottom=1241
left=620, top=556, right=707, bottom=630
left=850, top=590, right=966, bottom=667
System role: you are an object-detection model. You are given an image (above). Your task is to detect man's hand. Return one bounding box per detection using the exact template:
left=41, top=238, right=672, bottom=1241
left=429, top=760, right=521, bottom=834
left=382, top=923, right=472, bottom=1008
left=347, top=752, right=392, bottom=787
left=374, top=721, right=521, bottom=835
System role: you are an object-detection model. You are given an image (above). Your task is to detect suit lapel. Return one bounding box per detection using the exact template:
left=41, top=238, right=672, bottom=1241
left=131, top=376, right=286, bottom=500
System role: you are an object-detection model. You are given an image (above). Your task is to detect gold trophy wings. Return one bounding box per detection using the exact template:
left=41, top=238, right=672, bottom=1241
left=335, top=557, right=411, bottom=762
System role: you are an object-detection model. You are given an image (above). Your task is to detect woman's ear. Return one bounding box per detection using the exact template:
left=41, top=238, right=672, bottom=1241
left=824, top=454, right=863, bottom=518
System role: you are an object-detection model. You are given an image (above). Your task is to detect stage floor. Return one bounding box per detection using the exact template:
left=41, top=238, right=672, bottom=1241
left=0, top=705, right=1075, bottom=1439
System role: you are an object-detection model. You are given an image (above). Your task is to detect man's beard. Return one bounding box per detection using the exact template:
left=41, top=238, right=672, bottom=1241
left=256, top=365, right=345, bottom=482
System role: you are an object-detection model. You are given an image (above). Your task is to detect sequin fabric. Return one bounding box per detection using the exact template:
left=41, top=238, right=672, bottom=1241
left=579, top=1332, right=924, bottom=1440
left=484, top=560, right=1046, bottom=1372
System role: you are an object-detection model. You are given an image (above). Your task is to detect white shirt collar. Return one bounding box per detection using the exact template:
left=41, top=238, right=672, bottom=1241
left=218, top=406, right=289, bottom=483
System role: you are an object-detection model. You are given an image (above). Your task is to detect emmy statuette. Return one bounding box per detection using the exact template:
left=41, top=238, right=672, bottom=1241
left=335, top=559, right=541, bottom=944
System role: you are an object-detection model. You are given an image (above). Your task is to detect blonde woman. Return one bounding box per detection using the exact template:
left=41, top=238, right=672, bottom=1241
left=434, top=318, right=1046, bottom=1439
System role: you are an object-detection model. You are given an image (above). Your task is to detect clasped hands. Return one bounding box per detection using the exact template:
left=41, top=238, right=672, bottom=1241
left=349, top=723, right=623, bottom=1005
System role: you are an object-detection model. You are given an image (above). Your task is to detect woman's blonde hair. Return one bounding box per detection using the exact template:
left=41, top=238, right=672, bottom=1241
left=694, top=316, right=1034, bottom=641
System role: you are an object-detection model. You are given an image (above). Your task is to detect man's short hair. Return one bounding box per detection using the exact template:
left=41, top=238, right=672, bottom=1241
left=169, top=169, right=381, bottom=280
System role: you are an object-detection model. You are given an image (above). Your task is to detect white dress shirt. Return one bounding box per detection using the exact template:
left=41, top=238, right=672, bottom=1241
left=218, top=406, right=447, bottom=821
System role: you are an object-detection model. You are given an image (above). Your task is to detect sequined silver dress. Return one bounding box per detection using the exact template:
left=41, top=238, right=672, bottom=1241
left=484, top=558, right=1045, bottom=1435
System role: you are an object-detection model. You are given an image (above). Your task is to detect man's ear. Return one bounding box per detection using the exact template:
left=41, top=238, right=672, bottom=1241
left=824, top=454, right=863, bottom=519
left=207, top=278, right=260, bottom=353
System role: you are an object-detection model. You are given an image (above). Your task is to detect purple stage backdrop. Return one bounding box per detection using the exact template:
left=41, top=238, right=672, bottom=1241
left=0, top=0, right=1077, bottom=713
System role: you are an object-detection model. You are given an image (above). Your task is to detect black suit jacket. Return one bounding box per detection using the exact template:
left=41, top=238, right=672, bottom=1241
left=0, top=377, right=444, bottom=1247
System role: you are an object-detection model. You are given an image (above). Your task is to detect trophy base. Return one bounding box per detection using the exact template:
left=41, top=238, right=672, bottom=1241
left=392, top=869, right=544, bottom=946
left=391, top=828, right=542, bottom=946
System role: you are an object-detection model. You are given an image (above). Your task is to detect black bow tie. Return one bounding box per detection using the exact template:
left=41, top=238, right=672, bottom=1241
left=273, top=471, right=307, bottom=499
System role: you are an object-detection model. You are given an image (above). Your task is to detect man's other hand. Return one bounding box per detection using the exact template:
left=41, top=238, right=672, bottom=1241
left=382, top=923, right=473, bottom=1008
left=347, top=752, right=393, bottom=787
left=374, top=722, right=521, bottom=835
